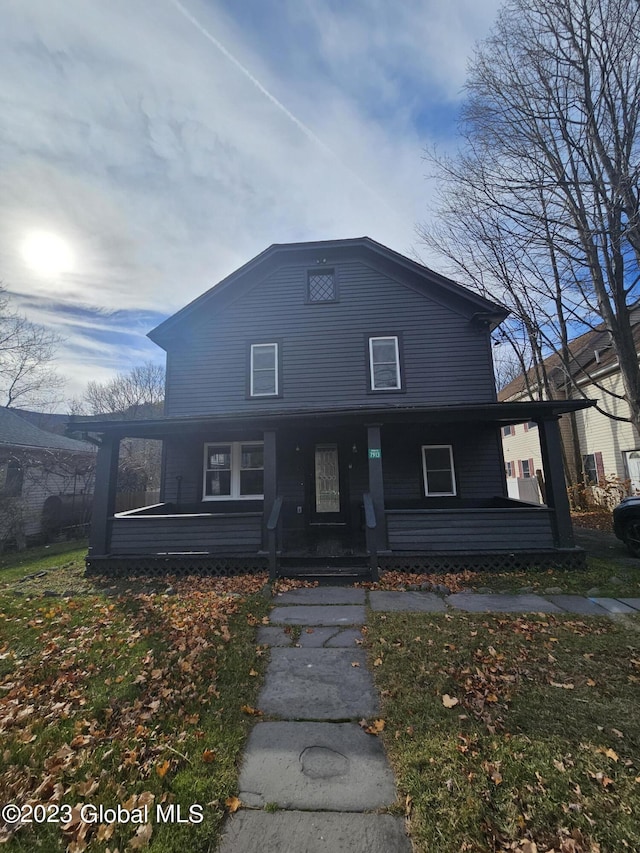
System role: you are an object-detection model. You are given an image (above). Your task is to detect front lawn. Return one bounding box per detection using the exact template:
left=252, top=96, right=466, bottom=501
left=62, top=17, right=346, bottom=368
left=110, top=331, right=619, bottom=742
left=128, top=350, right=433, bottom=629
left=368, top=609, right=640, bottom=852
left=366, top=555, right=640, bottom=598
left=0, top=543, right=271, bottom=852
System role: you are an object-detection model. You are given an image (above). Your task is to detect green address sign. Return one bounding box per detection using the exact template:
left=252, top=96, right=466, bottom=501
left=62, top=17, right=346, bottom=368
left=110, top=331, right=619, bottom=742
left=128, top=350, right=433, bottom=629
left=368, top=448, right=382, bottom=460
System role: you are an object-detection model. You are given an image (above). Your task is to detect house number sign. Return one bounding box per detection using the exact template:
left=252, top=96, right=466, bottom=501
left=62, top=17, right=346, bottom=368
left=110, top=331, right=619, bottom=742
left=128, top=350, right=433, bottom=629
left=368, top=448, right=382, bottom=459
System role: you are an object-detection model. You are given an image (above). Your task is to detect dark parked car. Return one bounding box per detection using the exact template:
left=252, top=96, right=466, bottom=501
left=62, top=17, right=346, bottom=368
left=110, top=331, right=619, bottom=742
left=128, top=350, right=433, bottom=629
left=613, top=496, right=640, bottom=556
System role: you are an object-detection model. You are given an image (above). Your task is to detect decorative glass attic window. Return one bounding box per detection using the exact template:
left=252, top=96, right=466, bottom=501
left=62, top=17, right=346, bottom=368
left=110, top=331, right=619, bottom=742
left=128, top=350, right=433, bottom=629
left=307, top=269, right=336, bottom=302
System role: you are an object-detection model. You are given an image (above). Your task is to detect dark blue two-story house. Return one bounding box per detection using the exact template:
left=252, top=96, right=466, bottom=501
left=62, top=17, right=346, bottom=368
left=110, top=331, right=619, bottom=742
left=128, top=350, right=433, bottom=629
left=78, top=238, right=590, bottom=579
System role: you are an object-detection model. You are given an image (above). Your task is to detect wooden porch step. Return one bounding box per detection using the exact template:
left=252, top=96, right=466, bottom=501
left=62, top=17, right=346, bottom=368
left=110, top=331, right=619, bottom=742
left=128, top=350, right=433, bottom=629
left=277, top=554, right=372, bottom=581
left=278, top=567, right=372, bottom=583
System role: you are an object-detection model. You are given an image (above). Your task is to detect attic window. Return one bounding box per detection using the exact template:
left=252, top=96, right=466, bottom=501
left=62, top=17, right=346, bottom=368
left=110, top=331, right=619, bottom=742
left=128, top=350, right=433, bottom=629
left=307, top=269, right=336, bottom=302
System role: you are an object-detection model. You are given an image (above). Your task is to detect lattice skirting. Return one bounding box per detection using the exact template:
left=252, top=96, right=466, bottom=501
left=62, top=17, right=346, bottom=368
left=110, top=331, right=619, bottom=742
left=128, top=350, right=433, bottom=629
left=85, top=555, right=269, bottom=577
left=378, top=549, right=587, bottom=573
left=86, top=549, right=586, bottom=577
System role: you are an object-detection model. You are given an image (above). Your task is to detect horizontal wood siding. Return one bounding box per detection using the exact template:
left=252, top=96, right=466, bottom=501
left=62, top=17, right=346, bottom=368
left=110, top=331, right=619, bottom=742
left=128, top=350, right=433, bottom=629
left=109, top=513, right=262, bottom=555
left=383, top=424, right=505, bottom=502
left=165, top=261, right=496, bottom=417
left=386, top=508, right=555, bottom=551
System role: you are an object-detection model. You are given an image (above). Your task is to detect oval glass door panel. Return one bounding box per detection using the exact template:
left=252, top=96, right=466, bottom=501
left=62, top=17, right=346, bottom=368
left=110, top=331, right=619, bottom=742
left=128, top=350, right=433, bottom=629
left=315, top=444, right=340, bottom=513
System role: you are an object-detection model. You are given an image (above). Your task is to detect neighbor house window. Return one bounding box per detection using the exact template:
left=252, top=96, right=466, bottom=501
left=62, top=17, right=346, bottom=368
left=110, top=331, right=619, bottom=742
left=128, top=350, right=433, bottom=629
left=369, top=336, right=401, bottom=390
left=502, top=425, right=515, bottom=437
left=422, top=445, right=456, bottom=496
left=250, top=343, right=278, bottom=396
left=307, top=269, right=336, bottom=302
left=204, top=442, right=264, bottom=499
left=582, top=452, right=604, bottom=485
left=0, top=461, right=23, bottom=497
left=524, top=421, right=537, bottom=432
left=505, top=460, right=515, bottom=478
left=519, top=459, right=532, bottom=478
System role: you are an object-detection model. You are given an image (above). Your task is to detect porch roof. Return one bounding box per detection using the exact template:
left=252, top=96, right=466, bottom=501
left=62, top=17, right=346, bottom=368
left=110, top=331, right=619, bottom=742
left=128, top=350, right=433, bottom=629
left=68, top=399, right=595, bottom=441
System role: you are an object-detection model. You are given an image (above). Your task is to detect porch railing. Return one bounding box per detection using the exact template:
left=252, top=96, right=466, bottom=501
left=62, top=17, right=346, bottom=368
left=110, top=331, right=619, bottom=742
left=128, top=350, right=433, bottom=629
left=385, top=505, right=555, bottom=552
left=267, top=495, right=283, bottom=580
left=109, top=506, right=263, bottom=556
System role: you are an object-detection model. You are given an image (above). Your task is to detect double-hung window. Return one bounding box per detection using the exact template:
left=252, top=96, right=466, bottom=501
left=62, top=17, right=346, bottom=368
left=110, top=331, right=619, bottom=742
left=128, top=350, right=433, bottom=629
left=250, top=343, right=278, bottom=396
left=582, top=453, right=599, bottom=484
left=204, top=442, right=264, bottom=499
left=422, top=445, right=456, bottom=496
left=369, top=336, right=401, bottom=390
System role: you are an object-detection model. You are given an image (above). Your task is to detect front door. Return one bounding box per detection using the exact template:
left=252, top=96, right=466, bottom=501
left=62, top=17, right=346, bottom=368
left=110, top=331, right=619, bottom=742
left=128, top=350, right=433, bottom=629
left=312, top=443, right=344, bottom=524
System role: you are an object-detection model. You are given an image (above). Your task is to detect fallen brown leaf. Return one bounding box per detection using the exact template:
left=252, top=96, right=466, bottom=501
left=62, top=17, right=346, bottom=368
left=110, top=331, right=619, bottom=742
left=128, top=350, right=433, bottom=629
left=156, top=760, right=171, bottom=778
left=225, top=796, right=241, bottom=813
left=128, top=822, right=153, bottom=849
left=240, top=705, right=263, bottom=716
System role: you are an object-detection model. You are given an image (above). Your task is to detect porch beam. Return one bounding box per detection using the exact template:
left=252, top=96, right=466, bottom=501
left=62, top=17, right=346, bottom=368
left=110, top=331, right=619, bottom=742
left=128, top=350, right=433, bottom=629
left=88, top=435, right=120, bottom=557
left=367, top=423, right=388, bottom=552
left=537, top=416, right=574, bottom=548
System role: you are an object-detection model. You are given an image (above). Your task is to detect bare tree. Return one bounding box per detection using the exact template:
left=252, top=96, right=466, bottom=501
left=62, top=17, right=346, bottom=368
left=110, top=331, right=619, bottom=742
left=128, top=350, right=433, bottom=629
left=420, top=0, right=640, bottom=430
left=76, top=361, right=165, bottom=419
left=0, top=287, right=65, bottom=408
left=72, top=362, right=166, bottom=502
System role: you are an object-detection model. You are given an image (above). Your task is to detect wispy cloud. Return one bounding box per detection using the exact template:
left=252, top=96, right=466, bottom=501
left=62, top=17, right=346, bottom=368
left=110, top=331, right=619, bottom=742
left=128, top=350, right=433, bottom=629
left=0, top=0, right=500, bottom=405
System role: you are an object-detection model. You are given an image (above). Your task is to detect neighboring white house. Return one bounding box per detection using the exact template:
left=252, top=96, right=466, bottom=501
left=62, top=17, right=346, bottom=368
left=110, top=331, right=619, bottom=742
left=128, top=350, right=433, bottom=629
left=0, top=407, right=96, bottom=547
left=499, top=323, right=640, bottom=505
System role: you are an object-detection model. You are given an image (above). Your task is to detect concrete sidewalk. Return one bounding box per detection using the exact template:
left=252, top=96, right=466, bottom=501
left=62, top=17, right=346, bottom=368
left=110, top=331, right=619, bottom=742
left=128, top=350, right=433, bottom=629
left=218, top=587, right=640, bottom=852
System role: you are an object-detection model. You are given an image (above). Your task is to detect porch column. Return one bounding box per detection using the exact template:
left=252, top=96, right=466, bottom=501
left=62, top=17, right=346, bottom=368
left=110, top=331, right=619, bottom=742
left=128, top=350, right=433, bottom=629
left=262, top=430, right=277, bottom=545
left=367, top=424, right=388, bottom=551
left=537, top=416, right=575, bottom=548
left=88, top=434, right=120, bottom=557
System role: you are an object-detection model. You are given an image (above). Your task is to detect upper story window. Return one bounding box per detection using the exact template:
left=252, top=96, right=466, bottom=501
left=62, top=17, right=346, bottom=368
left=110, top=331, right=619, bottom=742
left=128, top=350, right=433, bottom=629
left=204, top=442, right=264, bottom=499
left=422, top=445, right=456, bottom=496
left=250, top=343, right=278, bottom=396
left=502, top=425, right=515, bottom=437
left=307, top=269, right=336, bottom=302
left=369, top=336, right=401, bottom=391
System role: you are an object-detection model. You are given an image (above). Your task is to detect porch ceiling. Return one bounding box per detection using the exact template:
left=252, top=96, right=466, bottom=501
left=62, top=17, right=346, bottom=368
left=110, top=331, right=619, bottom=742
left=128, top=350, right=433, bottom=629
left=68, top=399, right=595, bottom=441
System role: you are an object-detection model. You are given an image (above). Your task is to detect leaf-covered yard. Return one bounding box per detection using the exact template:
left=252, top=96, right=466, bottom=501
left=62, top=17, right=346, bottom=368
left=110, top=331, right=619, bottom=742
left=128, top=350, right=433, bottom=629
left=2, top=541, right=640, bottom=852
left=368, top=609, right=640, bottom=853
left=0, top=543, right=271, bottom=852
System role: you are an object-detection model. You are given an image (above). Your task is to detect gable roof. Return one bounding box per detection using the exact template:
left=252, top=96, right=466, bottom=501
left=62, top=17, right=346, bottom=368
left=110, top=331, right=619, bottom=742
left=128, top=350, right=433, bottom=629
left=498, top=319, right=640, bottom=401
left=148, top=237, right=508, bottom=349
left=0, top=407, right=95, bottom=453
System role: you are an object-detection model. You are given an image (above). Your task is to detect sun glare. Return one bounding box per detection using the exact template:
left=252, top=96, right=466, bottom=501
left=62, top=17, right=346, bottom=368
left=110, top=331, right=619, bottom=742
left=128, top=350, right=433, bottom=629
left=21, top=230, right=75, bottom=277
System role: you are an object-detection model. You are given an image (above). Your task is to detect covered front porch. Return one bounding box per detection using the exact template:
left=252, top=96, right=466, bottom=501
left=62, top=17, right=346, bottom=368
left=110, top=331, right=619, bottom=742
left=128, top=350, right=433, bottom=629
left=76, top=401, right=591, bottom=579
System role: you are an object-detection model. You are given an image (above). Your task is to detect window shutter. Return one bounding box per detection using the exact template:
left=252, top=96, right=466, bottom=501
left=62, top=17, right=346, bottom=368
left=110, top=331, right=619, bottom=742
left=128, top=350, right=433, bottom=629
left=524, top=422, right=529, bottom=433
left=595, top=452, right=605, bottom=482
left=529, top=458, right=535, bottom=478
left=511, top=460, right=515, bottom=477
left=517, top=459, right=523, bottom=478
left=511, top=425, right=516, bottom=436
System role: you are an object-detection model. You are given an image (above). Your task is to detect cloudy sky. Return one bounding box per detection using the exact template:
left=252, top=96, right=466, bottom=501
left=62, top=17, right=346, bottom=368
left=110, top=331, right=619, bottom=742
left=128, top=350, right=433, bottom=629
left=1, top=0, right=502, bottom=406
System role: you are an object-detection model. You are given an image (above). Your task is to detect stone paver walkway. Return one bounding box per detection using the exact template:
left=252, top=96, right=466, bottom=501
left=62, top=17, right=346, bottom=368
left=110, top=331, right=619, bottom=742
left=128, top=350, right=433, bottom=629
left=218, top=587, right=640, bottom=853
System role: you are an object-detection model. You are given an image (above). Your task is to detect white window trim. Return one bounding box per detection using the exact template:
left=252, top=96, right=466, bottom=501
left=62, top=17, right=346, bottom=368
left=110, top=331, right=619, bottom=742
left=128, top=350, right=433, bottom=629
left=250, top=343, right=278, bottom=397
left=203, top=441, right=264, bottom=501
left=369, top=336, right=401, bottom=390
left=421, top=444, right=457, bottom=496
